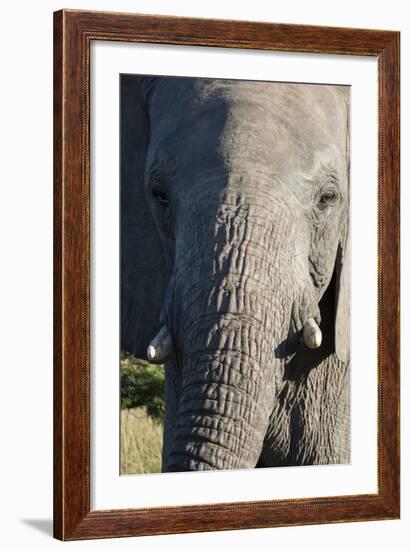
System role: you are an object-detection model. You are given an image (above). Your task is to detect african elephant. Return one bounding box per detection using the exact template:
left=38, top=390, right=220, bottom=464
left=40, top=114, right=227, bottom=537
left=121, top=75, right=350, bottom=472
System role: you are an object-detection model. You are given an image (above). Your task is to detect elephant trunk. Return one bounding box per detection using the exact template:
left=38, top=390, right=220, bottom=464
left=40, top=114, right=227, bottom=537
left=162, top=190, right=305, bottom=472
left=166, top=320, right=278, bottom=471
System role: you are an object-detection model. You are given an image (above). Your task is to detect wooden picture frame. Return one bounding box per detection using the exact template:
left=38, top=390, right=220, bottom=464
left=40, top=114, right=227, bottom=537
left=53, top=9, right=400, bottom=541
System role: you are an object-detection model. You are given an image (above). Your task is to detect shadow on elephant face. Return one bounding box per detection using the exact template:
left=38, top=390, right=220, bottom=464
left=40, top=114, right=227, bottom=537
left=281, top=267, right=338, bottom=383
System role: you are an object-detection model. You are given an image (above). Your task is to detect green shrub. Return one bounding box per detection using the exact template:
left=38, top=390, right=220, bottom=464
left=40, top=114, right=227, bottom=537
left=120, top=351, right=165, bottom=421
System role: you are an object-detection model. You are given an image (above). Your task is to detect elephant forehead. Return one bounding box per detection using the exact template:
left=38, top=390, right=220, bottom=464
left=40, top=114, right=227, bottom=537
left=218, top=82, right=348, bottom=180
left=149, top=78, right=349, bottom=192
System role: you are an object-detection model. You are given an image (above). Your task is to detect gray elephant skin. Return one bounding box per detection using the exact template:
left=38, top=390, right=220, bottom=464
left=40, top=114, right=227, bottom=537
left=121, top=75, right=350, bottom=473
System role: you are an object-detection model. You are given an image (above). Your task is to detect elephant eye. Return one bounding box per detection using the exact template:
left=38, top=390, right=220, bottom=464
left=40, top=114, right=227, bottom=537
left=317, top=188, right=339, bottom=210
left=152, top=187, right=170, bottom=207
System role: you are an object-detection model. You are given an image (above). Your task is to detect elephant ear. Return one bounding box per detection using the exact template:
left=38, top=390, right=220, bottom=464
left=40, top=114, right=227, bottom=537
left=334, top=213, right=351, bottom=364
left=334, top=88, right=351, bottom=364
left=120, top=75, right=167, bottom=359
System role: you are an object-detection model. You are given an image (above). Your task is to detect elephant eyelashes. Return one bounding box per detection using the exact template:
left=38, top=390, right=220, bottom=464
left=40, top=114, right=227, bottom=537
left=151, top=187, right=170, bottom=207
left=316, top=188, right=340, bottom=211
left=150, top=183, right=175, bottom=240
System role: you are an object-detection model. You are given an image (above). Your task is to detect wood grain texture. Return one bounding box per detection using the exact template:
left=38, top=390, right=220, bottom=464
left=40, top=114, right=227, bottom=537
left=53, top=10, right=63, bottom=540
left=53, top=9, right=400, bottom=541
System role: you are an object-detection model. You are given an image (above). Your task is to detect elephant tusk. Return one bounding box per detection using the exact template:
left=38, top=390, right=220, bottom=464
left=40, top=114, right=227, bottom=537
left=147, top=325, right=174, bottom=362
left=303, top=318, right=322, bottom=349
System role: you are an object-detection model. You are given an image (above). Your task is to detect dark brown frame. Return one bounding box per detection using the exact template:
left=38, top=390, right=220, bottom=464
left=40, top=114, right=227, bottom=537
left=54, top=9, right=400, bottom=541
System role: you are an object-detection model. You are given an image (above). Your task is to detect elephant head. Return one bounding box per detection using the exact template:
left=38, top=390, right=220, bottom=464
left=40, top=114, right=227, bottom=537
left=121, top=76, right=350, bottom=472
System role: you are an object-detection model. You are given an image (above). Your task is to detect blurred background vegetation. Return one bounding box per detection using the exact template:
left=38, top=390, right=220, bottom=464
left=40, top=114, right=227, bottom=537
left=120, top=351, right=165, bottom=475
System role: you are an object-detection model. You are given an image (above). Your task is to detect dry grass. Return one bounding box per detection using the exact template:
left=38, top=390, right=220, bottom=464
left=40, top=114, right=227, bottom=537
left=121, top=407, right=163, bottom=475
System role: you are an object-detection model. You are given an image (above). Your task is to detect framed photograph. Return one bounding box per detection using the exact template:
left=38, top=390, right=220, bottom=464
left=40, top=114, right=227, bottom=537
left=53, top=9, right=400, bottom=540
